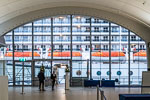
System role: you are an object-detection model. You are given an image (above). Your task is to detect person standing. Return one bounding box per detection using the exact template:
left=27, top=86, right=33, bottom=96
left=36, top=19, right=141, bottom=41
left=51, top=71, right=56, bottom=90
left=38, top=69, right=45, bottom=91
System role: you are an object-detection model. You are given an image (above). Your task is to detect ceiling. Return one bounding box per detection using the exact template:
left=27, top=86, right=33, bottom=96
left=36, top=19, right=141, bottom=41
left=0, top=0, right=150, bottom=36
left=0, top=0, right=150, bottom=26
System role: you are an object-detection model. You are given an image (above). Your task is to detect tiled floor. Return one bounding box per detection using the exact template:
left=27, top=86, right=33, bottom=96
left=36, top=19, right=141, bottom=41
left=8, top=85, right=145, bottom=100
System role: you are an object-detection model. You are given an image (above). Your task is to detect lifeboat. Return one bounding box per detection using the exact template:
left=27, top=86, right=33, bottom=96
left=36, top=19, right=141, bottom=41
left=92, top=51, right=126, bottom=62
left=133, top=50, right=146, bottom=61
left=5, top=52, right=40, bottom=60
left=48, top=51, right=82, bottom=59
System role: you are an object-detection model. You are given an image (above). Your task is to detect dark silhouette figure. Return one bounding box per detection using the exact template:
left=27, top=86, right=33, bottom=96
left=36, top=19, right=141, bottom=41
left=38, top=70, right=45, bottom=91
left=51, top=72, right=56, bottom=90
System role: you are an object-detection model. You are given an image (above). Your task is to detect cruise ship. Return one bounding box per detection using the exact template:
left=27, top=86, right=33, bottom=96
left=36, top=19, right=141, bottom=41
left=2, top=15, right=147, bottom=85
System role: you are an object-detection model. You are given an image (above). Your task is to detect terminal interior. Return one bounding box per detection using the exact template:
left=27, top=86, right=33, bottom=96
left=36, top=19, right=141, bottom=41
left=0, top=0, right=150, bottom=100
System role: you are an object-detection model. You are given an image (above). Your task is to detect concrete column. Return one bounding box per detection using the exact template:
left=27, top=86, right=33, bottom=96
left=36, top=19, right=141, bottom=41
left=146, top=42, right=150, bottom=71
left=0, top=60, right=3, bottom=76
left=3, top=60, right=5, bottom=76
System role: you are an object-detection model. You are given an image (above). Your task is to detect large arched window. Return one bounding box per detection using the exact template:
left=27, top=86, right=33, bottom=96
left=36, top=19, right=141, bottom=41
left=1, top=15, right=147, bottom=86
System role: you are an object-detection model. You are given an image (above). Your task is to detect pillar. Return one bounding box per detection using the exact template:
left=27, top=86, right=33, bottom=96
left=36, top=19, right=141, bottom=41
left=65, top=72, right=69, bottom=90
left=3, top=60, right=5, bottom=76
left=0, top=60, right=3, bottom=76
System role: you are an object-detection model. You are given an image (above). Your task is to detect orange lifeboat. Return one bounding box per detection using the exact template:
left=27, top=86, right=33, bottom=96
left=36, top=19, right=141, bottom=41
left=5, top=52, right=13, bottom=57
left=133, top=50, right=146, bottom=61
left=92, top=51, right=125, bottom=57
left=48, top=51, right=82, bottom=57
left=133, top=50, right=146, bottom=57
left=5, top=52, right=40, bottom=57
left=92, top=51, right=126, bottom=62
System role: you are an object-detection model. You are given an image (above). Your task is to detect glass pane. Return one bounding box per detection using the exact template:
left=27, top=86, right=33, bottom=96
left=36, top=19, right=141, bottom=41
left=35, top=61, right=51, bottom=77
left=52, top=60, right=70, bottom=84
left=72, top=15, right=90, bottom=60
left=72, top=61, right=87, bottom=77
left=53, top=15, right=71, bottom=59
left=5, top=61, right=13, bottom=85
left=111, top=26, right=128, bottom=85
left=91, top=18, right=109, bottom=80
left=33, top=18, right=52, bottom=59
left=15, top=62, right=31, bottom=85
left=130, top=32, right=147, bottom=85
left=14, top=24, right=32, bottom=60
left=4, top=32, right=13, bottom=60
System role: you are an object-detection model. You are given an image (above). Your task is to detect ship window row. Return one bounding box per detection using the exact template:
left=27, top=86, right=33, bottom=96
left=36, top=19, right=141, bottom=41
left=13, top=26, right=129, bottom=33
left=33, top=18, right=110, bottom=24
left=6, top=44, right=146, bottom=51
left=5, top=35, right=145, bottom=42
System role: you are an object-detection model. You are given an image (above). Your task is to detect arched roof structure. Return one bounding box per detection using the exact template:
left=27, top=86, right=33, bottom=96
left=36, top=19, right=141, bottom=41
left=0, top=0, right=150, bottom=42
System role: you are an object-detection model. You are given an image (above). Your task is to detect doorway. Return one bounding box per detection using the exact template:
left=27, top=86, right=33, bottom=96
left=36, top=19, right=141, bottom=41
left=52, top=60, right=70, bottom=86
left=33, top=59, right=71, bottom=87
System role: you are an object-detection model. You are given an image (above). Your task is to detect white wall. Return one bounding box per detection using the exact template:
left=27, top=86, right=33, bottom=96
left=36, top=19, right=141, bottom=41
left=0, top=76, right=8, bottom=100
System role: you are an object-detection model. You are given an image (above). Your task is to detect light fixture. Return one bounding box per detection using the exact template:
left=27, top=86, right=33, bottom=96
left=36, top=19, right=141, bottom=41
left=59, top=17, right=64, bottom=19
left=77, top=25, right=81, bottom=28
left=76, top=16, right=81, bottom=19
left=59, top=33, right=63, bottom=37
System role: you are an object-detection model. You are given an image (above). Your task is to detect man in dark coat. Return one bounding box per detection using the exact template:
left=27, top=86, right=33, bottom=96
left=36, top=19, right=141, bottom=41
left=38, top=70, right=45, bottom=91
left=51, top=71, right=56, bottom=90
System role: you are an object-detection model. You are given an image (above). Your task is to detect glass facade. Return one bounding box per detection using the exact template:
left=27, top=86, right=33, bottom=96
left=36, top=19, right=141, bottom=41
left=0, top=15, right=147, bottom=86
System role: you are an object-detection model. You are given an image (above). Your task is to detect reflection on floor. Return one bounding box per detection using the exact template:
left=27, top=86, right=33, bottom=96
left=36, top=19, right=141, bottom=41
left=9, top=85, right=146, bottom=100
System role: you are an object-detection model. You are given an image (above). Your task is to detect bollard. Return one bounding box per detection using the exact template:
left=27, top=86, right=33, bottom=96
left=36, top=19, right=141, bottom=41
left=21, top=62, right=25, bottom=94
left=22, top=62, right=24, bottom=94
left=97, top=85, right=99, bottom=100
left=101, top=90, right=104, bottom=100
left=100, top=80, right=101, bottom=86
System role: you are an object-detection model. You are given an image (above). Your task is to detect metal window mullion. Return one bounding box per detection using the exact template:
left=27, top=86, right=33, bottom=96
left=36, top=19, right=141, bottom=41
left=51, top=17, right=53, bottom=73
left=12, top=30, right=15, bottom=86
left=90, top=17, right=92, bottom=80
left=128, top=30, right=131, bottom=86
left=31, top=22, right=34, bottom=86
left=70, top=15, right=73, bottom=86
left=109, top=22, right=111, bottom=80
left=138, top=36, right=140, bottom=83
